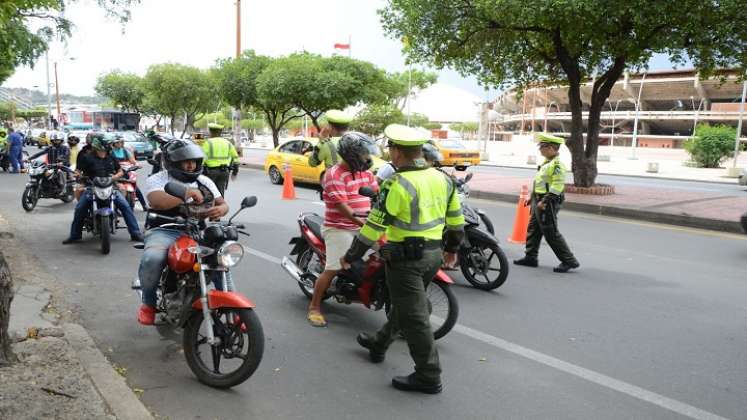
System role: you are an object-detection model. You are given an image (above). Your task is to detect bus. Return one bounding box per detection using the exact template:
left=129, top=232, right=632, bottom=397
left=92, top=111, right=140, bottom=131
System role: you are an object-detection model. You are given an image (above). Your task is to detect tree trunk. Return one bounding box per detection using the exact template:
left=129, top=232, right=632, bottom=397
left=271, top=128, right=280, bottom=148
left=565, top=79, right=593, bottom=187
left=0, top=251, right=16, bottom=366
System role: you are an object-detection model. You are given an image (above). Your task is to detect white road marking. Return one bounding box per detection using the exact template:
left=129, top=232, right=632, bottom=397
left=246, top=246, right=731, bottom=420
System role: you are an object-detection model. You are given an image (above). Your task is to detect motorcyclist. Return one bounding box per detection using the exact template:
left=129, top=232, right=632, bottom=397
left=306, top=132, right=379, bottom=327
left=27, top=132, right=71, bottom=191
left=136, top=138, right=229, bottom=325
left=67, top=134, right=80, bottom=170
left=110, top=134, right=147, bottom=210
left=62, top=135, right=144, bottom=244
left=376, top=143, right=443, bottom=184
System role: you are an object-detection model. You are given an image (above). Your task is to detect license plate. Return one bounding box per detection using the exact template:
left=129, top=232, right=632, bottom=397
left=462, top=162, right=472, bottom=166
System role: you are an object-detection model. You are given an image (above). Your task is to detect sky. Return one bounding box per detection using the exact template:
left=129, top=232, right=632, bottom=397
left=4, top=0, right=682, bottom=101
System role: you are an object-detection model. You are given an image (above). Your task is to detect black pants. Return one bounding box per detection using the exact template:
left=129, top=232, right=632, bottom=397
left=525, top=196, right=578, bottom=264
left=204, top=167, right=229, bottom=196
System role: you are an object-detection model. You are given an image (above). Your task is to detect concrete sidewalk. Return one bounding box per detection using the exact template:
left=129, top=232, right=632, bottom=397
left=239, top=153, right=747, bottom=233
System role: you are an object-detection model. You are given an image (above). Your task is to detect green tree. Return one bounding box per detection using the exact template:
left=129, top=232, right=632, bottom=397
left=422, top=122, right=442, bottom=130
left=0, top=0, right=138, bottom=85
left=381, top=0, right=747, bottom=187
left=95, top=70, right=147, bottom=113
left=143, top=63, right=218, bottom=137
left=352, top=104, right=406, bottom=137
left=684, top=124, right=738, bottom=168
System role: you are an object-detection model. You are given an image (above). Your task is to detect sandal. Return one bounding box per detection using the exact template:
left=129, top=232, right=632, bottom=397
left=307, top=310, right=327, bottom=327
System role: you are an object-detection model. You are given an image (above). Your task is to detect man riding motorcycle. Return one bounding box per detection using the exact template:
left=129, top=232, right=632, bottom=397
left=110, top=134, right=147, bottom=209
left=62, top=136, right=144, bottom=244
left=67, top=134, right=80, bottom=170
left=27, top=131, right=71, bottom=191
left=136, top=138, right=229, bottom=325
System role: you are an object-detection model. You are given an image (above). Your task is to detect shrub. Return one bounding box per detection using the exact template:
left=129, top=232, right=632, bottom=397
left=683, top=124, right=737, bottom=168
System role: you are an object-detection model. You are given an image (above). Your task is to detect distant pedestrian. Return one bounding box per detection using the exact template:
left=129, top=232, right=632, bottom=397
left=514, top=133, right=579, bottom=273
left=7, top=127, right=25, bottom=173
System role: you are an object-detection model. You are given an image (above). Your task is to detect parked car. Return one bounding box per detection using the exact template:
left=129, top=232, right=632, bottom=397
left=25, top=129, right=47, bottom=146
left=429, top=139, right=481, bottom=171
left=263, top=138, right=386, bottom=185
left=115, top=131, right=155, bottom=160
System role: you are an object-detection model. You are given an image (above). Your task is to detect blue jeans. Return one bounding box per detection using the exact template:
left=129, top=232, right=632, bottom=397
left=69, top=190, right=141, bottom=239
left=138, top=228, right=223, bottom=307
left=9, top=146, right=23, bottom=172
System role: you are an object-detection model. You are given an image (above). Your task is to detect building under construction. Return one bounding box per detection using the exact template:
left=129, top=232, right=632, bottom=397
left=489, top=69, right=746, bottom=149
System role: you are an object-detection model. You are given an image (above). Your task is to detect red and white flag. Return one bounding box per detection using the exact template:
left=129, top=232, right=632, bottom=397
left=333, top=43, right=350, bottom=50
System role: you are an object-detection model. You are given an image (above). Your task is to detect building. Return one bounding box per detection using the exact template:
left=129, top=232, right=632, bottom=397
left=490, top=69, right=747, bottom=148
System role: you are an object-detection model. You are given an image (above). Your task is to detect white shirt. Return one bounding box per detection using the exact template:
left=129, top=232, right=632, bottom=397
left=143, top=171, right=221, bottom=208
left=376, top=162, right=396, bottom=182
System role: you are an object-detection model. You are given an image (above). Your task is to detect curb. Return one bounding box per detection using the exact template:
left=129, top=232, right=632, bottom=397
left=478, top=161, right=740, bottom=185
left=469, top=189, right=744, bottom=234
left=63, top=323, right=154, bottom=420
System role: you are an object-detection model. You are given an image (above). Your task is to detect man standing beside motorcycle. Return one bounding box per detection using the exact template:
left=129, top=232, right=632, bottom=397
left=26, top=132, right=71, bottom=192
left=306, top=132, right=379, bottom=327
left=62, top=136, right=144, bottom=244
left=197, top=123, right=239, bottom=196
left=136, top=138, right=228, bottom=325
left=340, top=124, right=464, bottom=394
left=7, top=127, right=25, bottom=173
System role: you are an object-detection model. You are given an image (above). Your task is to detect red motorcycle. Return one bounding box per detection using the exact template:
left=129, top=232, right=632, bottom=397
left=132, top=183, right=263, bottom=388
left=116, top=161, right=140, bottom=209
left=281, top=212, right=459, bottom=339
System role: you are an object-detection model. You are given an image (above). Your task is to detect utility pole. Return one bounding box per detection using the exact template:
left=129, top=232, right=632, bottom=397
left=45, top=52, right=51, bottom=130
left=236, top=0, right=241, bottom=57
left=54, top=62, right=61, bottom=126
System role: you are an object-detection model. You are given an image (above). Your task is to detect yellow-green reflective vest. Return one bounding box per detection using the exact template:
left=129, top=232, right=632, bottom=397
left=308, top=137, right=340, bottom=167
left=534, top=156, right=566, bottom=195
left=359, top=167, right=465, bottom=244
left=202, top=137, right=238, bottom=168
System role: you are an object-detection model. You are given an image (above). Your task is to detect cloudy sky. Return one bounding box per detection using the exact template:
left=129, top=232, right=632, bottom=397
left=5, top=0, right=679, bottom=100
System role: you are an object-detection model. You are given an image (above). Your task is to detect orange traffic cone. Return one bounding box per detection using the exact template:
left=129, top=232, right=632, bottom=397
left=281, top=164, right=296, bottom=200
left=507, top=185, right=531, bottom=245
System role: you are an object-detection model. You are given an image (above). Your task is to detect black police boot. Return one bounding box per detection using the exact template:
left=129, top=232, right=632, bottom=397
left=513, top=257, right=538, bottom=267
left=392, top=373, right=443, bottom=394
left=553, top=261, right=580, bottom=273
left=356, top=333, right=385, bottom=363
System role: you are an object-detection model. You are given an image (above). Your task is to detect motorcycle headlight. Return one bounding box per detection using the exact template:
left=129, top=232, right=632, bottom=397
left=94, top=186, right=113, bottom=200
left=44, top=169, right=54, bottom=177
left=217, top=241, right=244, bottom=267
left=30, top=166, right=44, bottom=176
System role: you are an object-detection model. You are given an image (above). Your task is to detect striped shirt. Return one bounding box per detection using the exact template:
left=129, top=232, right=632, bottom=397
left=322, top=164, right=377, bottom=230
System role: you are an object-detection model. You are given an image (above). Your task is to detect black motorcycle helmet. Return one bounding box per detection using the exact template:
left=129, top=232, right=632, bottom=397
left=337, top=131, right=378, bottom=172
left=163, top=139, right=205, bottom=182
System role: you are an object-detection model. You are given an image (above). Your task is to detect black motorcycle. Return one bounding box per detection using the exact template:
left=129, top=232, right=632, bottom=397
left=450, top=172, right=509, bottom=290
left=79, top=175, right=123, bottom=255
left=21, top=160, right=75, bottom=211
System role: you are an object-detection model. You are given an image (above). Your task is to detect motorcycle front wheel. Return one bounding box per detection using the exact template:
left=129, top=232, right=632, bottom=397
left=99, top=215, right=111, bottom=255
left=21, top=186, right=38, bottom=212
left=459, top=240, right=509, bottom=290
left=183, top=308, right=264, bottom=389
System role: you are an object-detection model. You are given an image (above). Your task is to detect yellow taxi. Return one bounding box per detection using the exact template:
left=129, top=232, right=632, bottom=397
left=264, top=138, right=386, bottom=185
left=429, top=139, right=480, bottom=171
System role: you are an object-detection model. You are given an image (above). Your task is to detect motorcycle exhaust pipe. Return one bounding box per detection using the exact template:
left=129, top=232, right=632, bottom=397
left=131, top=277, right=143, bottom=300
left=280, top=256, right=314, bottom=289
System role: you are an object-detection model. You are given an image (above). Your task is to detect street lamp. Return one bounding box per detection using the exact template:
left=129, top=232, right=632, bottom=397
left=630, top=71, right=647, bottom=160
left=607, top=98, right=624, bottom=151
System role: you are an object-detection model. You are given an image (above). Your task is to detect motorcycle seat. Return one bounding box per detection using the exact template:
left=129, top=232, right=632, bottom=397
left=303, top=213, right=324, bottom=241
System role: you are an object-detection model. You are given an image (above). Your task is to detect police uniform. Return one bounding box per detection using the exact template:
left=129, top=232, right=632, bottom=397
left=343, top=124, right=465, bottom=393
left=308, top=110, right=352, bottom=168
left=201, top=123, right=239, bottom=196
left=516, top=133, right=579, bottom=273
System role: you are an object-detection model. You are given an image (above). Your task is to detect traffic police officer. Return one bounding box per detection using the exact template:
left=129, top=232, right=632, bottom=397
left=308, top=109, right=352, bottom=168
left=514, top=133, right=580, bottom=273
left=341, top=124, right=464, bottom=394
left=199, top=123, right=239, bottom=196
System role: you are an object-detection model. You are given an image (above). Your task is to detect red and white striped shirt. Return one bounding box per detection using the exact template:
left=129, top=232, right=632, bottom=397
left=322, top=164, right=378, bottom=230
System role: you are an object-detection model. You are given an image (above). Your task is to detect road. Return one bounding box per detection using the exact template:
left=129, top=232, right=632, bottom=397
left=0, top=162, right=746, bottom=420
left=243, top=147, right=747, bottom=196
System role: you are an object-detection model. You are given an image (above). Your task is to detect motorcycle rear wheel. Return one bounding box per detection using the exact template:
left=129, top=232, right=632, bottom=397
left=21, top=187, right=37, bottom=212
left=296, top=246, right=330, bottom=301
left=183, top=308, right=264, bottom=389
left=99, top=215, right=111, bottom=255
left=459, top=240, right=509, bottom=290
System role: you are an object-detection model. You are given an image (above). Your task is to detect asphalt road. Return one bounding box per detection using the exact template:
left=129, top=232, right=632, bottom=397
left=1, top=162, right=746, bottom=420
left=243, top=147, right=747, bottom=195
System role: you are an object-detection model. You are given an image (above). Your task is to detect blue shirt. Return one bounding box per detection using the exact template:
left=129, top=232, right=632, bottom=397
left=9, top=132, right=23, bottom=148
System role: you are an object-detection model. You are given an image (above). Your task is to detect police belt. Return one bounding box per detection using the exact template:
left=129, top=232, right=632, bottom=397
left=204, top=165, right=230, bottom=172
left=380, top=238, right=442, bottom=262
left=388, top=239, right=442, bottom=249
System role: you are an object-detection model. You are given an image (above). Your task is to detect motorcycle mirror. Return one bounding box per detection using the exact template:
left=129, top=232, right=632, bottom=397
left=164, top=182, right=188, bottom=201
left=464, top=172, right=474, bottom=182
left=358, top=186, right=376, bottom=198
left=241, top=196, right=258, bottom=209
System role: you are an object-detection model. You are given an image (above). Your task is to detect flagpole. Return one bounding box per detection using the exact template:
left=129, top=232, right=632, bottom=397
left=348, top=34, right=351, bottom=58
